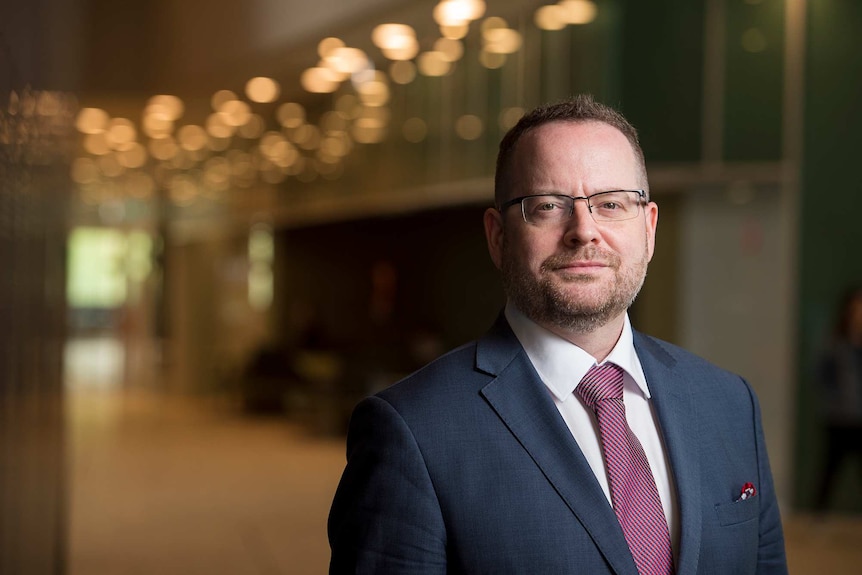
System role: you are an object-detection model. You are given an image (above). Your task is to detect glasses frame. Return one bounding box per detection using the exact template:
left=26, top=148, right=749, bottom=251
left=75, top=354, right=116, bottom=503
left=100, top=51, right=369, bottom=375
left=500, top=189, right=647, bottom=225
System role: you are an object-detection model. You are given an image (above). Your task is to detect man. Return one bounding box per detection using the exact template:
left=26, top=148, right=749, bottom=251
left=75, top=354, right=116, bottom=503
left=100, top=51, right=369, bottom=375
left=328, top=95, right=788, bottom=574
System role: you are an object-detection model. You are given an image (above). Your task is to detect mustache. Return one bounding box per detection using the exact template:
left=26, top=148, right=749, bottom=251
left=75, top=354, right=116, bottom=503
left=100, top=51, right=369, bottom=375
left=540, top=246, right=620, bottom=271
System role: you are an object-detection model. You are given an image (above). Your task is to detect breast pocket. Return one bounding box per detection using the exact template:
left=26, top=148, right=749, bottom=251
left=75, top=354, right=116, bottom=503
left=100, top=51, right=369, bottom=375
left=714, top=497, right=759, bottom=526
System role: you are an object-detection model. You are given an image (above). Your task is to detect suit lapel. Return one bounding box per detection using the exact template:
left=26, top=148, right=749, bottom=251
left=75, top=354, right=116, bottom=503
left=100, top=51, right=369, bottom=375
left=476, top=316, right=639, bottom=575
left=634, top=332, right=703, bottom=575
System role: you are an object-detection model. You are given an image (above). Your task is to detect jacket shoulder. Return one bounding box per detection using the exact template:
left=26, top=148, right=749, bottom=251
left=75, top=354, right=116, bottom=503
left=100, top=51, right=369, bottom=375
left=376, top=340, right=488, bottom=406
left=635, top=331, right=741, bottom=378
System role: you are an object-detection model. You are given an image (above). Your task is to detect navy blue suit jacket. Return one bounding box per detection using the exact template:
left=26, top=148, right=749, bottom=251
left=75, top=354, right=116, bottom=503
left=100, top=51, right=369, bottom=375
left=328, top=316, right=788, bottom=574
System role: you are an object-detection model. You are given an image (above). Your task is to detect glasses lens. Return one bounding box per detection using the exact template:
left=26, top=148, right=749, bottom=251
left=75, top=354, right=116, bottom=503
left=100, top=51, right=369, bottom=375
left=521, top=195, right=573, bottom=225
left=589, top=191, right=642, bottom=221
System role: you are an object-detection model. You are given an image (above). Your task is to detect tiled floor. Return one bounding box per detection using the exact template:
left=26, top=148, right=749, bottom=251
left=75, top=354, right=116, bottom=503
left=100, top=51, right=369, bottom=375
left=67, top=389, right=862, bottom=574
left=68, top=390, right=344, bottom=575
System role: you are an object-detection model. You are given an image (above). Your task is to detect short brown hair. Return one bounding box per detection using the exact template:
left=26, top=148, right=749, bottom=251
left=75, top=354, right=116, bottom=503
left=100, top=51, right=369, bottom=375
left=494, top=94, right=648, bottom=207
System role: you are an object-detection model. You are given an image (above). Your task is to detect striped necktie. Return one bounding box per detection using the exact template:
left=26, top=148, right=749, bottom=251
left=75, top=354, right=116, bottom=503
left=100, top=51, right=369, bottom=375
left=577, top=362, right=674, bottom=575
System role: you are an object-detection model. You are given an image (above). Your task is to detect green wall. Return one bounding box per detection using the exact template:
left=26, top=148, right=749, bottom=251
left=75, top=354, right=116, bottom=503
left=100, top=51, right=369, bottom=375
left=796, top=0, right=862, bottom=511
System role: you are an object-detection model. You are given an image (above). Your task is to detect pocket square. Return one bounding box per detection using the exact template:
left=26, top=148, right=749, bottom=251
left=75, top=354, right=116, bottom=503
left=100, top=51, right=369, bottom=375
left=735, top=482, right=757, bottom=502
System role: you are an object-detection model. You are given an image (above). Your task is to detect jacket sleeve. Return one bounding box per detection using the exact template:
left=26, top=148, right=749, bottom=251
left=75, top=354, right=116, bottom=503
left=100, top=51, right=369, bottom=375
left=328, top=395, right=448, bottom=574
left=748, top=383, right=789, bottom=574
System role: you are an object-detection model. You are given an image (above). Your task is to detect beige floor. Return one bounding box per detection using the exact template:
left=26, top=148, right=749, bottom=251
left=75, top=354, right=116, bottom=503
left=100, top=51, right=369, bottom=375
left=67, top=389, right=862, bottom=574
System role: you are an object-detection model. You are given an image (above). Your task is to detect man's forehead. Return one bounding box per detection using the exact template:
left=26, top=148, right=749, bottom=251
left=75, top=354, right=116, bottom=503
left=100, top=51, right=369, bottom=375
left=522, top=119, right=626, bottom=145
left=512, top=121, right=636, bottom=167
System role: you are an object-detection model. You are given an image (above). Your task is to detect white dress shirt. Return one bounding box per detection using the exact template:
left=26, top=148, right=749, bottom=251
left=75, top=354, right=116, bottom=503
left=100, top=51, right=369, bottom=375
left=505, top=303, right=680, bottom=559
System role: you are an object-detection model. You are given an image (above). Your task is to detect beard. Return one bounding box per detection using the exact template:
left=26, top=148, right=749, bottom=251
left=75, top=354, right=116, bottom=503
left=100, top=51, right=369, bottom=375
left=501, top=239, right=649, bottom=334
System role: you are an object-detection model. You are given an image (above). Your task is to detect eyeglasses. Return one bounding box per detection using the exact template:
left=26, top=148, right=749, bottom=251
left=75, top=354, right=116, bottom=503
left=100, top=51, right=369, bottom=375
left=500, top=190, right=646, bottom=226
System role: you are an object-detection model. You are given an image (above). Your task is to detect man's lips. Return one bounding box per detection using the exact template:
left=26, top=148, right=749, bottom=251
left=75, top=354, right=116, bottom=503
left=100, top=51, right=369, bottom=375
left=552, top=260, right=610, bottom=271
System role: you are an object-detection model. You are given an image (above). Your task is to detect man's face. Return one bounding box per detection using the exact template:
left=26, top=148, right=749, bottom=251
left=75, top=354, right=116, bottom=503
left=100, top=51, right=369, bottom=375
left=484, top=120, right=658, bottom=334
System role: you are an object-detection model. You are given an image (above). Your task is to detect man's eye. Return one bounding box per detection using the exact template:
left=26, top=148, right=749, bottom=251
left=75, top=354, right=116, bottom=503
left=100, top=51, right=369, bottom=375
left=597, top=201, right=620, bottom=210
left=537, top=202, right=560, bottom=211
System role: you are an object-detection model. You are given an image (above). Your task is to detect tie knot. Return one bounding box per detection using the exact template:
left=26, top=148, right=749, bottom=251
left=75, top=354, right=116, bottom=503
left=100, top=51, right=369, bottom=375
left=576, top=362, right=625, bottom=409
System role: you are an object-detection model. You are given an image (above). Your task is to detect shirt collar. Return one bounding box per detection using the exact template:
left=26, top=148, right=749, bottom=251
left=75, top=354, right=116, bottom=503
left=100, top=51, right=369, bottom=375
left=504, top=302, right=651, bottom=402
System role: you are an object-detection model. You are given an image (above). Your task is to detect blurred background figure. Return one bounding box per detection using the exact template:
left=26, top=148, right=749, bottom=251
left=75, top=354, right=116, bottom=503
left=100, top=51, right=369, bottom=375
left=814, top=286, right=862, bottom=513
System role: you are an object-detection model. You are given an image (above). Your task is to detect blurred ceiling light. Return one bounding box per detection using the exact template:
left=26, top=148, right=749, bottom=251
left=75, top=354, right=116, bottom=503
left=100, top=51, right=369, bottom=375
left=98, top=154, right=124, bottom=178
left=352, top=67, right=379, bottom=89
left=245, top=76, right=281, bottom=103
left=239, top=113, right=265, bottom=138
left=76, top=108, right=109, bottom=134
left=106, top=118, right=137, bottom=146
left=318, top=37, right=345, bottom=59
left=439, top=23, right=469, bottom=39
left=211, top=90, right=237, bottom=111
left=481, top=16, right=508, bottom=32
left=373, top=24, right=420, bottom=61
left=260, top=131, right=292, bottom=159
left=169, top=174, right=199, bottom=206
left=204, top=156, right=231, bottom=186
left=371, top=24, right=404, bottom=50
left=219, top=99, right=252, bottom=127
left=483, top=27, right=522, bottom=54
left=149, top=136, right=179, bottom=161
left=558, top=0, right=598, bottom=25
left=418, top=51, right=452, bottom=76
left=300, top=67, right=341, bottom=93
left=321, top=133, right=352, bottom=157
left=534, top=5, right=567, bottom=30
left=434, top=37, right=464, bottom=62
left=357, top=106, right=391, bottom=128
left=315, top=149, right=340, bottom=166
left=277, top=102, right=306, bottom=128
left=389, top=60, right=417, bottom=84
left=147, top=94, right=184, bottom=120
left=116, top=142, right=147, bottom=168
left=83, top=132, right=111, bottom=155
left=143, top=113, right=174, bottom=138
left=293, top=124, right=322, bottom=150
left=433, top=0, right=486, bottom=26
left=455, top=114, right=484, bottom=140
left=402, top=117, right=428, bottom=143
left=206, top=112, right=236, bottom=138
left=325, top=46, right=371, bottom=76
left=500, top=106, right=525, bottom=129
left=479, top=50, right=508, bottom=69
left=352, top=123, right=387, bottom=144
left=70, top=157, right=99, bottom=184
left=272, top=142, right=302, bottom=169
left=177, top=125, right=208, bottom=151
left=357, top=78, right=391, bottom=107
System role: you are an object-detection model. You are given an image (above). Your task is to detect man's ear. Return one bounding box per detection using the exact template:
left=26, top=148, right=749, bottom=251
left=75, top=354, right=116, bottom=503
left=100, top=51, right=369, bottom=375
left=484, top=207, right=504, bottom=270
left=644, top=201, right=658, bottom=262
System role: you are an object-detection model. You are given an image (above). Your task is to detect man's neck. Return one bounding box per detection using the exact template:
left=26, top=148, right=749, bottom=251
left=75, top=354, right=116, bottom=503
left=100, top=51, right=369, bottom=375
left=541, top=314, right=627, bottom=363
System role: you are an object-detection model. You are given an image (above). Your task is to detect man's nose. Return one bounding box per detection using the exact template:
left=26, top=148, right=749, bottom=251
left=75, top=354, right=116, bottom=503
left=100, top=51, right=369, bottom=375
left=562, top=199, right=600, bottom=246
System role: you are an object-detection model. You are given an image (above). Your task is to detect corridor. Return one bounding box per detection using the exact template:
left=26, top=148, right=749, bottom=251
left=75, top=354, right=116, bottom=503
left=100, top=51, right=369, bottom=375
left=67, top=388, right=862, bottom=574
